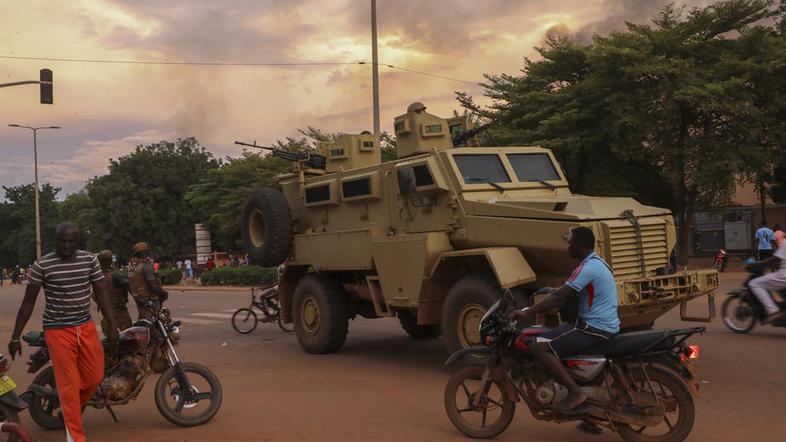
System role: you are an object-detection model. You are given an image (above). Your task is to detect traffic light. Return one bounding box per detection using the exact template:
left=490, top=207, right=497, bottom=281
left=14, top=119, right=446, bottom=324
left=40, top=69, right=52, bottom=104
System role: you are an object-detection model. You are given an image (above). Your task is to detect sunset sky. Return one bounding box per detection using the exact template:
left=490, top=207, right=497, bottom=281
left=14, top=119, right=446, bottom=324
left=0, top=0, right=707, bottom=197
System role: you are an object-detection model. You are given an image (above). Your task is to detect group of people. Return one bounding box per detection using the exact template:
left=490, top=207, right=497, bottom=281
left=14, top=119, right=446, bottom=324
left=0, top=265, right=25, bottom=286
left=5, top=222, right=170, bottom=442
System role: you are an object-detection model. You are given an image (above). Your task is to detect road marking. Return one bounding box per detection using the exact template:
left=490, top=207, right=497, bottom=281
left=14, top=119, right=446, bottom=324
left=179, top=318, right=222, bottom=325
left=191, top=313, right=234, bottom=319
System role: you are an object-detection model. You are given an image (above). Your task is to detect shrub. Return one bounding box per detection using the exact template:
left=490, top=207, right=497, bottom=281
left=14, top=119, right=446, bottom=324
left=200, top=266, right=278, bottom=286
left=158, top=268, right=183, bottom=285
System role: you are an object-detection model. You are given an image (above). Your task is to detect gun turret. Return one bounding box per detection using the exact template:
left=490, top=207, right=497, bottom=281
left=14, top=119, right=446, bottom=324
left=234, top=141, right=326, bottom=170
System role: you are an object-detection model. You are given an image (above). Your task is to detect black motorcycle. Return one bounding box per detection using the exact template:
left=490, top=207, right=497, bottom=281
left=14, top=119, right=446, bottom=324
left=721, top=264, right=786, bottom=333
left=443, top=290, right=703, bottom=441
left=21, top=303, right=222, bottom=430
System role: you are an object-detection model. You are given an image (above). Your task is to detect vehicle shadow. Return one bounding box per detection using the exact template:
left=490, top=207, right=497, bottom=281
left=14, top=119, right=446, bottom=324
left=340, top=335, right=452, bottom=374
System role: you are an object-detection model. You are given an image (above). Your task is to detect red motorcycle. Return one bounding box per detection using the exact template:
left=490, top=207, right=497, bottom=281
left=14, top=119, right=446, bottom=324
left=714, top=249, right=727, bottom=272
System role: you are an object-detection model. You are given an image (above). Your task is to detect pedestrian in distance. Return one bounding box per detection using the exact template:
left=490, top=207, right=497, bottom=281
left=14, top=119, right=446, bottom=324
left=755, top=221, right=775, bottom=260
left=184, top=258, right=193, bottom=279
left=7, top=222, right=118, bottom=442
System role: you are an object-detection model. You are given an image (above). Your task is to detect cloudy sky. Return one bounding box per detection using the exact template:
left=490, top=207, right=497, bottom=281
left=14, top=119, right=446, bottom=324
left=0, top=0, right=706, bottom=197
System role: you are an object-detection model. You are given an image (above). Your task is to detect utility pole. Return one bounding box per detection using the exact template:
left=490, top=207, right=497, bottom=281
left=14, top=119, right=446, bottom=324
left=8, top=124, right=60, bottom=259
left=371, top=0, right=381, bottom=162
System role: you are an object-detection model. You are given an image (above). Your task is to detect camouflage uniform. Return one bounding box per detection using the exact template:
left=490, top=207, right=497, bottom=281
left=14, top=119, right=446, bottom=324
left=96, top=250, right=133, bottom=334
left=127, top=243, right=167, bottom=321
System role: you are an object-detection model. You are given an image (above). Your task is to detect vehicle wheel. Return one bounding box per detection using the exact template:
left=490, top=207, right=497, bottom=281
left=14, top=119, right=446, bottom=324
left=155, top=362, right=222, bottom=427
left=722, top=295, right=756, bottom=334
left=241, top=188, right=293, bottom=267
left=231, top=308, right=258, bottom=334
left=0, top=403, right=21, bottom=442
left=398, top=310, right=442, bottom=339
left=28, top=366, right=65, bottom=430
left=616, top=366, right=694, bottom=442
left=292, top=275, right=350, bottom=354
left=277, top=316, right=295, bottom=333
left=444, top=364, right=516, bottom=439
left=442, top=275, right=501, bottom=355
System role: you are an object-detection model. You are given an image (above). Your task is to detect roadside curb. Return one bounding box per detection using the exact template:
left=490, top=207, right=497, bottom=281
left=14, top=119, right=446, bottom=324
left=163, top=285, right=252, bottom=292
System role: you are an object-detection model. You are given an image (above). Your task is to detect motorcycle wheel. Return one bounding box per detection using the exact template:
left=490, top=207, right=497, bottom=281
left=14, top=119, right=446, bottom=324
left=616, top=367, right=694, bottom=442
left=722, top=296, right=756, bottom=334
left=0, top=402, right=21, bottom=442
left=155, top=362, right=222, bottom=427
left=28, top=366, right=65, bottom=430
left=444, top=364, right=515, bottom=439
left=231, top=308, right=258, bottom=334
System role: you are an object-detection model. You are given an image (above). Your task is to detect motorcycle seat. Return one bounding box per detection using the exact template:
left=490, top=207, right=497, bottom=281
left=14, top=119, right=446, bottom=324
left=22, top=330, right=46, bottom=347
left=584, top=329, right=674, bottom=357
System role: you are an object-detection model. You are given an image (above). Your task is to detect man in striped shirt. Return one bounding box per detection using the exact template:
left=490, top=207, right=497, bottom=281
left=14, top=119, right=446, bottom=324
left=7, top=222, right=118, bottom=442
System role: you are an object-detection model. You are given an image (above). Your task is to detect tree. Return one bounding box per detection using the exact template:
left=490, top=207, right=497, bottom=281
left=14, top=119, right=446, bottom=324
left=0, top=183, right=60, bottom=266
left=459, top=0, right=779, bottom=264
left=81, top=138, right=219, bottom=258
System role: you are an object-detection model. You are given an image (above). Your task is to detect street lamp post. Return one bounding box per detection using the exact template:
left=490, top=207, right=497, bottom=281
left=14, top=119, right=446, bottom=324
left=8, top=124, right=60, bottom=259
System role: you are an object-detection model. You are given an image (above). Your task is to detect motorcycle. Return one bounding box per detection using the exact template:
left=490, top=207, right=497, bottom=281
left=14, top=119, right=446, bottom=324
left=721, top=263, right=786, bottom=333
left=0, top=354, right=30, bottom=442
left=713, top=249, right=727, bottom=272
left=443, top=290, right=703, bottom=441
left=21, top=302, right=222, bottom=430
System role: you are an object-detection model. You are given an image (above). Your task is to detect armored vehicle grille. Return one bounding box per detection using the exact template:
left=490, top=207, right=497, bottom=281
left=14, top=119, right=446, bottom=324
left=608, top=221, right=669, bottom=279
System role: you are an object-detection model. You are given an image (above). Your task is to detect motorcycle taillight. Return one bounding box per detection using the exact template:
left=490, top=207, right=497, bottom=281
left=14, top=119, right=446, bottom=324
left=0, top=355, right=8, bottom=374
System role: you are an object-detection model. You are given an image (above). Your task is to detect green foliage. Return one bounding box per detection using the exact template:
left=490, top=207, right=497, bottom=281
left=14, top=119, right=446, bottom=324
left=80, top=138, right=220, bottom=258
left=0, top=184, right=61, bottom=266
left=459, top=0, right=786, bottom=262
left=158, top=268, right=183, bottom=285
left=186, top=152, right=291, bottom=250
left=199, top=266, right=278, bottom=286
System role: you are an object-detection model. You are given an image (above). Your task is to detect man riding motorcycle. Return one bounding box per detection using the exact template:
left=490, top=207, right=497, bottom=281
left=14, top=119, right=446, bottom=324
left=510, top=226, right=619, bottom=414
left=127, top=242, right=169, bottom=321
left=748, top=232, right=786, bottom=323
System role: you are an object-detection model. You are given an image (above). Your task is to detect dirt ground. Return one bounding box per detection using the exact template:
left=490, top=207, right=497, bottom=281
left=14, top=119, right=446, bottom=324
left=1, top=272, right=784, bottom=441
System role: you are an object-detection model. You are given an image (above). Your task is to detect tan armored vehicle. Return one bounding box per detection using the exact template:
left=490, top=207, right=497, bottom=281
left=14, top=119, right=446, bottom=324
left=240, top=103, right=718, bottom=355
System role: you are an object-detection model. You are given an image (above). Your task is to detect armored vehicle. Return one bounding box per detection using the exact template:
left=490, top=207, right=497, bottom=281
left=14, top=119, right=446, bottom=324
left=240, top=103, right=718, bottom=355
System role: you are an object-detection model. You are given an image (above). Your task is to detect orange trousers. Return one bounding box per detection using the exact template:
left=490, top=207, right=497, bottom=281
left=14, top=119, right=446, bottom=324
left=44, top=321, right=104, bottom=442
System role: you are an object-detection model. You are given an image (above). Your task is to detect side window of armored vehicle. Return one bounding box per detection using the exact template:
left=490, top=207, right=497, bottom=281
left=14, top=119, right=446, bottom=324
left=305, top=184, right=331, bottom=204
left=342, top=177, right=372, bottom=198
left=506, top=153, right=560, bottom=182
left=454, top=154, right=511, bottom=184
left=397, top=165, right=434, bottom=194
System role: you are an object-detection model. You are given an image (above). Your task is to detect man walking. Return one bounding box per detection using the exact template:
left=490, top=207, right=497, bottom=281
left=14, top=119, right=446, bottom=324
left=7, top=222, right=118, bottom=442
left=755, top=221, right=775, bottom=260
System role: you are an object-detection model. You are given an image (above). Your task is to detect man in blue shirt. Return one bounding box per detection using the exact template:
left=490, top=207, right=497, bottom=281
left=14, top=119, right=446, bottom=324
left=755, top=221, right=775, bottom=260
left=512, top=226, right=619, bottom=413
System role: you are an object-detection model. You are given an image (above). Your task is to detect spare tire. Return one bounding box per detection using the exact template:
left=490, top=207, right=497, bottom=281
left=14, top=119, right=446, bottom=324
left=241, top=188, right=293, bottom=267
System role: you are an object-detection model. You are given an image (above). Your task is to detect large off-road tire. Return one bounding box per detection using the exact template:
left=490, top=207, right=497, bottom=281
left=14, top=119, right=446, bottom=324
left=28, top=367, right=65, bottom=430
left=0, top=402, right=22, bottom=442
left=616, top=366, right=695, bottom=442
left=154, top=362, right=223, bottom=427
left=442, top=275, right=501, bottom=355
left=444, top=364, right=516, bottom=439
left=398, top=310, right=442, bottom=339
left=241, top=188, right=292, bottom=267
left=293, top=275, right=350, bottom=354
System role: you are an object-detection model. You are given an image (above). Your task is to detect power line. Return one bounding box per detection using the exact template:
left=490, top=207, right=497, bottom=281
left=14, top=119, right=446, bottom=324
left=380, top=63, right=480, bottom=85
left=0, top=54, right=481, bottom=85
left=0, top=55, right=363, bottom=67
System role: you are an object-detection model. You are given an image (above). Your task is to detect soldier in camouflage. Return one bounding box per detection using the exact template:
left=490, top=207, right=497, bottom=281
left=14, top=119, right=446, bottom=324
left=96, top=250, right=133, bottom=333
left=127, top=242, right=168, bottom=321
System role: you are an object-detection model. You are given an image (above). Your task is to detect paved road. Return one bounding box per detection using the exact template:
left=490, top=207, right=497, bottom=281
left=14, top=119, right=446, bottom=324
left=1, top=273, right=784, bottom=441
